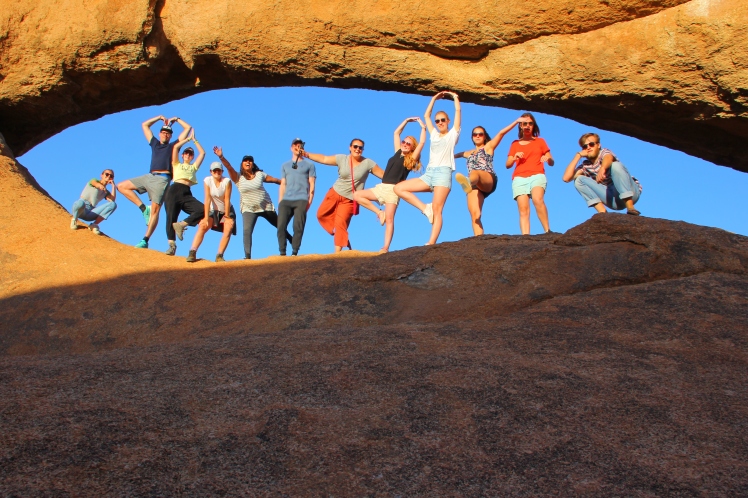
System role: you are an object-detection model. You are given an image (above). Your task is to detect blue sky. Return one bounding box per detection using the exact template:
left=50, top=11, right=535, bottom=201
left=19, top=87, right=748, bottom=261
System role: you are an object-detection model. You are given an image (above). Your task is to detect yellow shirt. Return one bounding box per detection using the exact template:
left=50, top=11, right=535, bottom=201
left=172, top=162, right=200, bottom=185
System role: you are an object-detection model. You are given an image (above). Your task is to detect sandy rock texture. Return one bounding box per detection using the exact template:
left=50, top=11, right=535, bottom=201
left=1, top=153, right=747, bottom=494
left=1, top=0, right=747, bottom=169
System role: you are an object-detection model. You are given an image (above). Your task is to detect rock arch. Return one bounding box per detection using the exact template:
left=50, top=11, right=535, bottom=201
left=1, top=0, right=747, bottom=170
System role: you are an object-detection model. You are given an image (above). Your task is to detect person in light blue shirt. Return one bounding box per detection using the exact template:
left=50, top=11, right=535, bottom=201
left=277, top=138, right=316, bottom=256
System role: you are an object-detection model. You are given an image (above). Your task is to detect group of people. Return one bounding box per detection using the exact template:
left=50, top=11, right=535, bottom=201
left=69, top=91, right=643, bottom=261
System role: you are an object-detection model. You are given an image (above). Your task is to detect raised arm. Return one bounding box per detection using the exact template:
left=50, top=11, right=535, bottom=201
left=413, top=118, right=427, bottom=161
left=264, top=174, right=282, bottom=185
left=166, top=117, right=192, bottom=141
left=171, top=130, right=193, bottom=165
left=142, top=115, right=166, bottom=143
left=447, top=91, right=461, bottom=131
left=214, top=146, right=240, bottom=183
left=303, top=151, right=338, bottom=166
left=424, top=92, right=445, bottom=134
left=486, top=118, right=521, bottom=155
left=193, top=133, right=205, bottom=168
left=394, top=117, right=418, bottom=152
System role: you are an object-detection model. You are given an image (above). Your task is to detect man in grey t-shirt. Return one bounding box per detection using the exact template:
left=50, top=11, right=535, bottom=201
left=277, top=138, right=316, bottom=256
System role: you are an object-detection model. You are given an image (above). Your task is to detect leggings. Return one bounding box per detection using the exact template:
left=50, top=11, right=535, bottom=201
left=163, top=182, right=204, bottom=241
left=242, top=211, right=292, bottom=259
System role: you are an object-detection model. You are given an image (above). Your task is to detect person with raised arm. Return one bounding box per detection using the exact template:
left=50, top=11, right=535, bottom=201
left=394, top=91, right=461, bottom=245
left=562, top=132, right=642, bottom=215
left=353, top=117, right=426, bottom=253
left=277, top=138, right=316, bottom=256
left=185, top=162, right=236, bottom=263
left=213, top=147, right=293, bottom=259
left=304, top=138, right=384, bottom=252
left=505, top=113, right=554, bottom=235
left=454, top=118, right=522, bottom=235
left=117, top=115, right=192, bottom=249
left=163, top=129, right=205, bottom=255
left=70, top=169, right=117, bottom=235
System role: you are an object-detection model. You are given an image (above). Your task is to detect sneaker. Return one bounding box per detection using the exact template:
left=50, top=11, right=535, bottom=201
left=455, top=173, right=472, bottom=194
left=377, top=210, right=386, bottom=226
left=215, top=254, right=225, bottom=262
left=165, top=243, right=177, bottom=256
left=423, top=203, right=434, bottom=224
left=173, top=222, right=186, bottom=241
left=627, top=208, right=641, bottom=216
left=186, top=250, right=197, bottom=263
left=142, top=205, right=151, bottom=225
left=135, top=239, right=148, bottom=249
left=70, top=217, right=79, bottom=230
left=88, top=223, right=101, bottom=235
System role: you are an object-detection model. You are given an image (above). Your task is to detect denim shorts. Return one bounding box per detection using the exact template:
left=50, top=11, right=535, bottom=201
left=419, top=166, right=452, bottom=190
left=512, top=173, right=547, bottom=199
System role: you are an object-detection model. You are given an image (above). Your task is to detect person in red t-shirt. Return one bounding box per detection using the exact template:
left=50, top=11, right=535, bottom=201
left=505, top=113, right=555, bottom=235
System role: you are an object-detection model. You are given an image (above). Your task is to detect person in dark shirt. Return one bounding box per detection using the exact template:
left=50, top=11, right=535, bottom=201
left=117, top=115, right=192, bottom=248
left=353, top=117, right=426, bottom=253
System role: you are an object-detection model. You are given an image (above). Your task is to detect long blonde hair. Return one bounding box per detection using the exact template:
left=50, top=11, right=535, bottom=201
left=402, top=135, right=422, bottom=172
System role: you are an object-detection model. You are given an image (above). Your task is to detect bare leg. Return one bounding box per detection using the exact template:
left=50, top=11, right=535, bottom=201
left=427, top=186, right=450, bottom=245
left=353, top=189, right=381, bottom=214
left=530, top=186, right=550, bottom=232
left=145, top=202, right=161, bottom=238
left=592, top=202, right=607, bottom=213
left=116, top=180, right=145, bottom=208
left=217, top=219, right=234, bottom=255
left=472, top=170, right=495, bottom=194
left=382, top=203, right=398, bottom=252
left=190, top=218, right=213, bottom=254
left=394, top=178, right=431, bottom=212
left=516, top=195, right=531, bottom=235
left=466, top=189, right=485, bottom=236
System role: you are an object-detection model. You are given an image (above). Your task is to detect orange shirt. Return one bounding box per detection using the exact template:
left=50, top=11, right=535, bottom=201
left=508, top=137, right=550, bottom=179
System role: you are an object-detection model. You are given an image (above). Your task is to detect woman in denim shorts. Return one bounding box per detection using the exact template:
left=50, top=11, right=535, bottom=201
left=394, top=91, right=461, bottom=245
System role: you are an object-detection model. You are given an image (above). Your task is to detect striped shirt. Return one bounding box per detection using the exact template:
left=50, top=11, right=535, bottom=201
left=237, top=172, right=275, bottom=213
left=576, top=148, right=642, bottom=192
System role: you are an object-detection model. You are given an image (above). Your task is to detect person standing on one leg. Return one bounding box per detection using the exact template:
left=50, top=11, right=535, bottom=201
left=214, top=147, right=293, bottom=259
left=186, top=162, right=236, bottom=263
left=394, top=91, right=461, bottom=245
left=277, top=139, right=316, bottom=256
left=454, top=118, right=522, bottom=235
left=117, top=115, right=192, bottom=249
left=354, top=117, right=426, bottom=253
left=163, top=129, right=206, bottom=255
left=562, top=133, right=643, bottom=215
left=70, top=169, right=117, bottom=235
left=505, top=113, right=554, bottom=235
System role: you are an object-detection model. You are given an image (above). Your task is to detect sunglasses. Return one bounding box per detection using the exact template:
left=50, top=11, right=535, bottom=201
left=581, top=141, right=598, bottom=149
left=435, top=118, right=448, bottom=124
left=211, top=169, right=222, bottom=173
left=103, top=173, right=113, bottom=177
left=352, top=145, right=364, bottom=151
left=472, top=132, right=485, bottom=137
left=519, top=122, right=534, bottom=128
left=401, top=140, right=414, bottom=147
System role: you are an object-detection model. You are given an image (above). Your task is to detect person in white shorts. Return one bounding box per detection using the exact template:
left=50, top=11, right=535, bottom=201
left=186, top=162, right=236, bottom=263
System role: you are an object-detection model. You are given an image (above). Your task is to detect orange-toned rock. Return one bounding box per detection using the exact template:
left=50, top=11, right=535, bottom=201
left=1, top=0, right=747, bottom=170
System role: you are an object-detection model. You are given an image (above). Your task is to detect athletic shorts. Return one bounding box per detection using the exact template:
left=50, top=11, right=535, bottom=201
left=512, top=173, right=547, bottom=199
left=419, top=166, right=452, bottom=191
left=372, top=183, right=400, bottom=205
left=129, top=173, right=170, bottom=205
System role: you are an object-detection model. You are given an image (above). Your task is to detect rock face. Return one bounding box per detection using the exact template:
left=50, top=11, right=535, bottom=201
left=0, top=154, right=747, bottom=494
left=1, top=0, right=748, bottom=169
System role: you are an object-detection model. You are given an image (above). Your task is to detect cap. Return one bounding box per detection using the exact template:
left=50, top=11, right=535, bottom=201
left=242, top=155, right=254, bottom=163
left=291, top=138, right=304, bottom=145
left=160, top=125, right=173, bottom=133
left=183, top=147, right=194, bottom=154
left=210, top=161, right=223, bottom=171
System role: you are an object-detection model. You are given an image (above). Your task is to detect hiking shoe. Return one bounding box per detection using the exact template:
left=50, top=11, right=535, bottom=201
left=70, top=217, right=79, bottom=230
left=455, top=173, right=472, bottom=194
left=215, top=254, right=225, bottom=262
left=142, top=205, right=151, bottom=225
left=423, top=203, right=434, bottom=224
left=186, top=250, right=197, bottom=263
left=89, top=223, right=101, bottom=235
left=135, top=239, right=148, bottom=249
left=173, top=222, right=186, bottom=241
left=627, top=208, right=641, bottom=216
left=165, top=243, right=177, bottom=256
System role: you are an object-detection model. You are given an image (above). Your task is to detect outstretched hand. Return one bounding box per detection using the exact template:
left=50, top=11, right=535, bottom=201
left=213, top=146, right=223, bottom=157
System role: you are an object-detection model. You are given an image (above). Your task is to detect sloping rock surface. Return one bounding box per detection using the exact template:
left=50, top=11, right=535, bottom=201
left=0, top=155, right=747, bottom=494
left=1, top=0, right=748, bottom=169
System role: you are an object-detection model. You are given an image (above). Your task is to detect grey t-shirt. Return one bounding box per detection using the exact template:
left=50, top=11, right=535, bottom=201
left=80, top=179, right=108, bottom=206
left=332, top=154, right=376, bottom=200
left=281, top=159, right=316, bottom=202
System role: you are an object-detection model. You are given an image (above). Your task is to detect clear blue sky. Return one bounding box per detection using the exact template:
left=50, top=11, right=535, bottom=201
left=19, top=87, right=748, bottom=261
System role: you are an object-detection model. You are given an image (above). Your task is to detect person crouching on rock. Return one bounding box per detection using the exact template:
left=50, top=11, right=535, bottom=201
left=353, top=117, right=426, bottom=253
left=164, top=129, right=206, bottom=256
left=304, top=139, right=383, bottom=252
left=454, top=117, right=523, bottom=236
left=186, top=162, right=236, bottom=263
left=70, top=169, right=117, bottom=235
left=562, top=133, right=642, bottom=216
left=506, top=113, right=554, bottom=235
left=394, top=91, right=461, bottom=245
left=213, top=146, right=293, bottom=259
